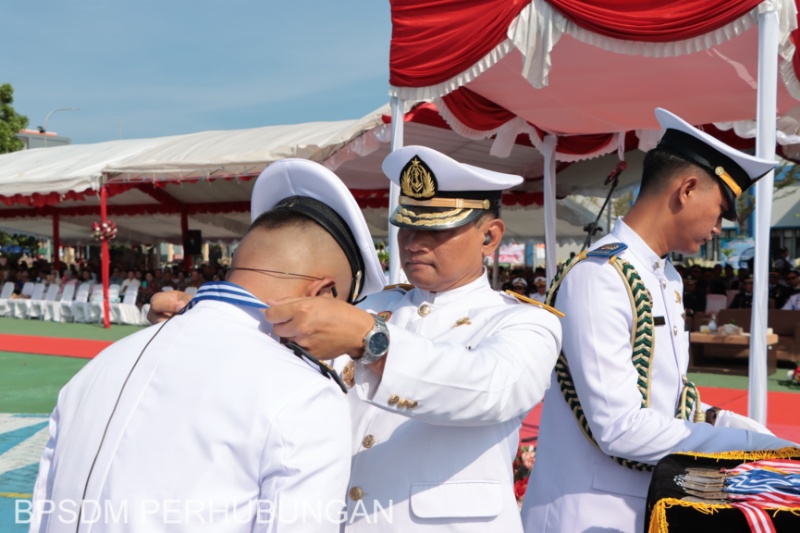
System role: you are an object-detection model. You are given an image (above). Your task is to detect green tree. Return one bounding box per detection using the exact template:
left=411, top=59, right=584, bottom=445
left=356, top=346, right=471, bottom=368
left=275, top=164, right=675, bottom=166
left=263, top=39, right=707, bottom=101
left=611, top=191, right=634, bottom=218
left=0, top=83, right=29, bottom=154
left=734, top=161, right=799, bottom=233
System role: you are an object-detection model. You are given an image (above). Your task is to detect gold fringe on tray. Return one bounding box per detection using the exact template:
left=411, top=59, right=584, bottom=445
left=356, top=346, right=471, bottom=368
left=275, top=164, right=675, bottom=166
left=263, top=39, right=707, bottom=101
left=675, top=447, right=800, bottom=462
left=648, top=498, right=729, bottom=533
left=649, top=449, right=800, bottom=533
left=648, top=498, right=800, bottom=533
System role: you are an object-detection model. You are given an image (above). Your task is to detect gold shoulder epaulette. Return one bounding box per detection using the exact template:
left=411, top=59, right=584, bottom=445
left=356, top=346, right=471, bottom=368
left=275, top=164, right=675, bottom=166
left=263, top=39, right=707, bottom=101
left=504, top=290, right=565, bottom=318
left=383, top=283, right=415, bottom=292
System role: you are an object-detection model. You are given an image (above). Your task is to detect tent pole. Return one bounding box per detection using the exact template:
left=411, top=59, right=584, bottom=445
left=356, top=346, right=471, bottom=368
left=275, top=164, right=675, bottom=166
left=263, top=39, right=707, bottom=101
left=749, top=8, right=779, bottom=424
left=542, top=135, right=558, bottom=284
left=388, top=96, right=405, bottom=285
left=181, top=209, right=191, bottom=273
left=100, top=185, right=111, bottom=329
left=52, top=211, right=60, bottom=272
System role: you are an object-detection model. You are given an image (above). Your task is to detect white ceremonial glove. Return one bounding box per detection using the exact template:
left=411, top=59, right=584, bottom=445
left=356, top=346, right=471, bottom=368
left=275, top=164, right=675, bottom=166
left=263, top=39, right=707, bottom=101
left=745, top=431, right=799, bottom=451
left=714, top=409, right=774, bottom=435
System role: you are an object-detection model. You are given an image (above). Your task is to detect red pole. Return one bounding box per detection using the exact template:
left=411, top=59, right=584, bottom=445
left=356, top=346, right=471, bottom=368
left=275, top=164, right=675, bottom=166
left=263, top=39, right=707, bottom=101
left=100, top=185, right=111, bottom=328
left=181, top=209, right=191, bottom=273
left=52, top=211, right=60, bottom=272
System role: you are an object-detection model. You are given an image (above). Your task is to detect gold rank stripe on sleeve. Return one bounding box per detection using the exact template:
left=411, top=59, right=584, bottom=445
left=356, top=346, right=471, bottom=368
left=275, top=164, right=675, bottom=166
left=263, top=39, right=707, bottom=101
left=503, top=290, right=565, bottom=318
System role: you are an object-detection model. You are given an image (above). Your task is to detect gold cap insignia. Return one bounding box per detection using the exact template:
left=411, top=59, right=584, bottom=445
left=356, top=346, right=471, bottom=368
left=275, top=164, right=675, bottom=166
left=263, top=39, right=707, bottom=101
left=400, top=156, right=437, bottom=200
left=377, top=311, right=392, bottom=322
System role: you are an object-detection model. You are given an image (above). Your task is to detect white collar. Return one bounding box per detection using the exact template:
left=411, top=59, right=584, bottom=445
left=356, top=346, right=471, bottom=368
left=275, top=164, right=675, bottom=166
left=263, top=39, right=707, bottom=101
left=413, top=269, right=491, bottom=306
left=611, top=218, right=666, bottom=275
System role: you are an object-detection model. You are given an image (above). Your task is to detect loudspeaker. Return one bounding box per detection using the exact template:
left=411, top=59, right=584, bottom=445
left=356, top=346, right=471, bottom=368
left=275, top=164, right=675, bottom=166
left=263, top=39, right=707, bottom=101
left=183, top=230, right=202, bottom=255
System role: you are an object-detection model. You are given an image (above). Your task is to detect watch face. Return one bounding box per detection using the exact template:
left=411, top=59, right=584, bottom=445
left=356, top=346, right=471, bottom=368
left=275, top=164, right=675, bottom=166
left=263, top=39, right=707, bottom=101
left=368, top=332, right=389, bottom=356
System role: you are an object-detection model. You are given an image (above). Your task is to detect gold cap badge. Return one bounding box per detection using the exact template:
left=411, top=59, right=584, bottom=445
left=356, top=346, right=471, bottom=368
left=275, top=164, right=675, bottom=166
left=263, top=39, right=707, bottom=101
left=400, top=156, right=437, bottom=200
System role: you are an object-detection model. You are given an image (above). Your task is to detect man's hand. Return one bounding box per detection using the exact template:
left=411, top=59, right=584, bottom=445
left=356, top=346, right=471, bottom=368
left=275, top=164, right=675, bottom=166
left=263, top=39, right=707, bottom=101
left=714, top=410, right=774, bottom=435
left=264, top=297, right=374, bottom=360
left=147, top=291, right=192, bottom=323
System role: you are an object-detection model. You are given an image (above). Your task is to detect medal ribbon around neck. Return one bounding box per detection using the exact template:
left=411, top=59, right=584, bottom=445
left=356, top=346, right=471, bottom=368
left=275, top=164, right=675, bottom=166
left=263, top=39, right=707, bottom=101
left=185, top=281, right=347, bottom=393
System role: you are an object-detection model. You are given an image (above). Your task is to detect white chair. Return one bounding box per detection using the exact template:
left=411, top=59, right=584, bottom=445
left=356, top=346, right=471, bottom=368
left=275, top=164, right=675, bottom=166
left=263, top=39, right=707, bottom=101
left=185, top=286, right=198, bottom=297
left=0, top=281, right=15, bottom=317
left=111, top=286, right=143, bottom=325
left=73, top=284, right=104, bottom=323
left=8, top=282, right=37, bottom=319
left=46, top=282, right=74, bottom=322
left=140, top=303, right=151, bottom=325
left=88, top=284, right=121, bottom=323
left=726, top=289, right=740, bottom=308
left=26, top=283, right=56, bottom=319
left=63, top=282, right=92, bottom=323
left=705, top=294, right=728, bottom=316
left=161, top=285, right=174, bottom=292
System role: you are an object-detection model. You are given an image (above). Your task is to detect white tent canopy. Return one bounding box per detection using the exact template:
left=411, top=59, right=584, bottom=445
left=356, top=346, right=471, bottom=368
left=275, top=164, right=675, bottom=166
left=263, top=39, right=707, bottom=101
left=0, top=103, right=616, bottom=245
left=0, top=137, right=174, bottom=197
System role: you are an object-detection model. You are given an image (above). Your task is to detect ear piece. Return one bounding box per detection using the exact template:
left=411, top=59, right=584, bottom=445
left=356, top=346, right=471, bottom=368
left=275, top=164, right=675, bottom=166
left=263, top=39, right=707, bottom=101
left=483, top=234, right=492, bottom=245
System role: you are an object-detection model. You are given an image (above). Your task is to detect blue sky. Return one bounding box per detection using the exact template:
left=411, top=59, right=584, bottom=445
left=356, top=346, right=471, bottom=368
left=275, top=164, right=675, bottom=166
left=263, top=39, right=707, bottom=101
left=0, top=1, right=391, bottom=144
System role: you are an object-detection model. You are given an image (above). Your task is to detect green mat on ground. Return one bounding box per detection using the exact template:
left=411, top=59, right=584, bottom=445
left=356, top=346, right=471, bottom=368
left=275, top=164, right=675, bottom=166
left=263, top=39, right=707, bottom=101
left=0, top=316, right=796, bottom=414
left=688, top=370, right=799, bottom=393
left=0, top=352, right=89, bottom=413
left=0, top=317, right=143, bottom=341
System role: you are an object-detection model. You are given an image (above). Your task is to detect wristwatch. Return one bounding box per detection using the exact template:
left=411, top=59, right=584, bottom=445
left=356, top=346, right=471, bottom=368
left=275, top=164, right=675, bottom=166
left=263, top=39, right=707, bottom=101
left=357, top=314, right=390, bottom=365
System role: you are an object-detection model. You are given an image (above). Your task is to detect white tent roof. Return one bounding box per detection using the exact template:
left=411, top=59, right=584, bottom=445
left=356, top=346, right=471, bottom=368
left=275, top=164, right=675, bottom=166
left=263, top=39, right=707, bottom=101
left=0, top=137, right=174, bottom=197
left=103, top=112, right=386, bottom=182
left=0, top=103, right=611, bottom=244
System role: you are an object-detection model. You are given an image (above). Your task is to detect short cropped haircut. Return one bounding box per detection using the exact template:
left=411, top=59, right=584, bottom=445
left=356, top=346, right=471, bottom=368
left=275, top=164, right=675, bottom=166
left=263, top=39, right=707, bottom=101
left=639, top=147, right=715, bottom=199
left=246, top=209, right=324, bottom=236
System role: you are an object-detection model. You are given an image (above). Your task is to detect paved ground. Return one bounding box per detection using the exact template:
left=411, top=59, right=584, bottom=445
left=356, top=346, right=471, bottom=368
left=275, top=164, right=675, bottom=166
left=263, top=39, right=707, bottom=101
left=0, top=413, right=50, bottom=532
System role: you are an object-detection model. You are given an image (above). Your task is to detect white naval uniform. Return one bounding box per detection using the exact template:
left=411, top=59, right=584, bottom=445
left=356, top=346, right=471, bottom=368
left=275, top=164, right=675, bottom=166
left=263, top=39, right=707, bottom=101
left=521, top=220, right=786, bottom=533
left=528, top=292, right=547, bottom=304
left=31, top=294, right=351, bottom=533
left=782, top=292, right=800, bottom=310
left=344, top=273, right=561, bottom=532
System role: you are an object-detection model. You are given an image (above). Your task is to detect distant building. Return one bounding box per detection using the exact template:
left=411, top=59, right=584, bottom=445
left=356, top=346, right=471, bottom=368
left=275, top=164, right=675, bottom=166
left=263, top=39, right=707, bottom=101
left=16, top=129, right=71, bottom=149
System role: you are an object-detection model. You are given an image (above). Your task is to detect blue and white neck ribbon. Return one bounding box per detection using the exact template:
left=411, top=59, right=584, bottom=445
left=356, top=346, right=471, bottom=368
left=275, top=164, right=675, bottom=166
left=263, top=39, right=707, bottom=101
left=185, top=281, right=268, bottom=311
left=182, top=281, right=348, bottom=394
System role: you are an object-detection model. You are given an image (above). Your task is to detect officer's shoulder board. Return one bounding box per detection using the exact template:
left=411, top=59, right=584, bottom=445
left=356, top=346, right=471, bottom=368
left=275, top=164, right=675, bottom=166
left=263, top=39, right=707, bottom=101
left=586, top=242, right=628, bottom=259
left=502, top=290, right=565, bottom=318
left=383, top=283, right=415, bottom=293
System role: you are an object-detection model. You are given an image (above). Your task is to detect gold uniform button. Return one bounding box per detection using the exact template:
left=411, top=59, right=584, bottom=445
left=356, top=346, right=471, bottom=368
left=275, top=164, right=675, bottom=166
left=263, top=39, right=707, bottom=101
left=397, top=398, right=409, bottom=409
left=418, top=304, right=432, bottom=316
left=673, top=325, right=678, bottom=336
left=387, top=395, right=400, bottom=406
left=349, top=487, right=363, bottom=501
left=362, top=435, right=375, bottom=448
left=406, top=400, right=418, bottom=409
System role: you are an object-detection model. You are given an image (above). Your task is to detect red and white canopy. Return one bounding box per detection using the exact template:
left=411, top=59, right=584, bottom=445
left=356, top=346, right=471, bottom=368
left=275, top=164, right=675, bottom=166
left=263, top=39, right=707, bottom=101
left=387, top=0, right=800, bottom=421
left=390, top=0, right=800, bottom=156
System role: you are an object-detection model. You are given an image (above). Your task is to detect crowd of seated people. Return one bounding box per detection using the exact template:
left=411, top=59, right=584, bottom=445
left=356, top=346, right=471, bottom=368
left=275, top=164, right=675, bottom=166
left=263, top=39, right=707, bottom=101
left=0, top=256, right=227, bottom=320
left=676, top=261, right=800, bottom=318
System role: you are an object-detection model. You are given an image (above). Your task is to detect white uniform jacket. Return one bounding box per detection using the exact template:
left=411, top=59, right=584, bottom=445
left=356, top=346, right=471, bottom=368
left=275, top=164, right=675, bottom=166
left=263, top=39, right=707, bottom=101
left=345, top=273, right=561, bottom=532
left=31, top=297, right=351, bottom=533
left=522, top=220, right=782, bottom=533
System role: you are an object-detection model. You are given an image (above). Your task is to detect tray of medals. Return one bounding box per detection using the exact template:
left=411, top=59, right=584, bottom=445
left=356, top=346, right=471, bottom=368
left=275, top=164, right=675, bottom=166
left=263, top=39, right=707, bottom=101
left=645, top=448, right=800, bottom=533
